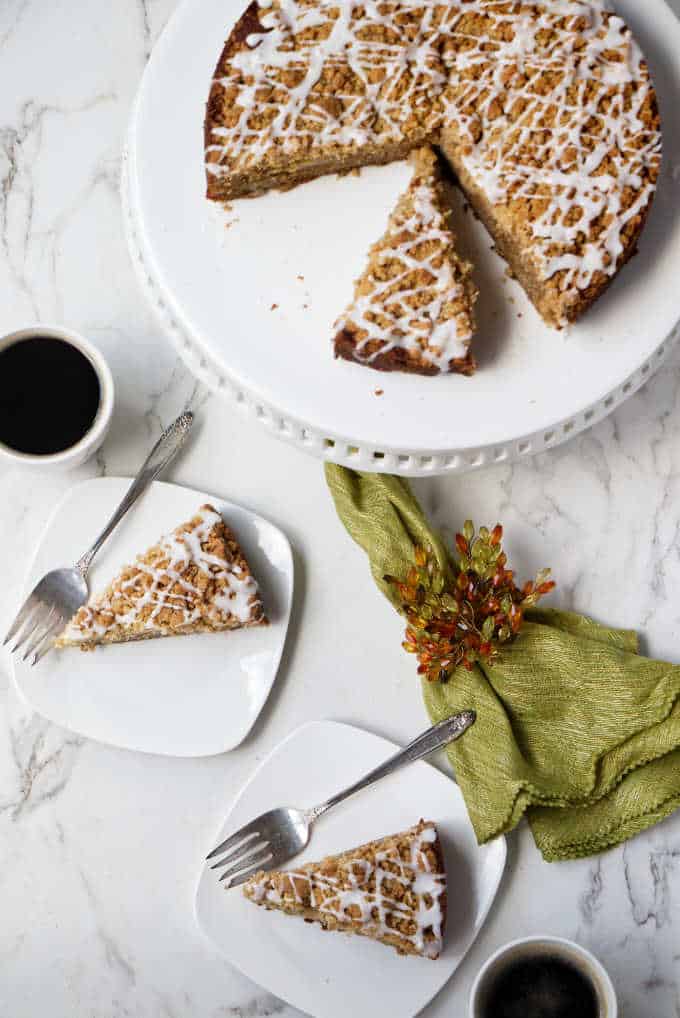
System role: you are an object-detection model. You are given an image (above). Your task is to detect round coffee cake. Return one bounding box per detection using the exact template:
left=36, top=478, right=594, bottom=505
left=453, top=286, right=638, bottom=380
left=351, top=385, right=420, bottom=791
left=204, top=0, right=662, bottom=330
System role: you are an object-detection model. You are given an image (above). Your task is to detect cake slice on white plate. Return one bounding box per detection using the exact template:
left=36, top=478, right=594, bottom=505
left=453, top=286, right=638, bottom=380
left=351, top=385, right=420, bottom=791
left=56, top=504, right=267, bottom=650
left=243, top=820, right=447, bottom=959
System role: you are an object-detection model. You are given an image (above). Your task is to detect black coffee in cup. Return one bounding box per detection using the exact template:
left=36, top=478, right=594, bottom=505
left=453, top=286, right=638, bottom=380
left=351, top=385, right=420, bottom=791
left=479, top=954, right=600, bottom=1018
left=0, top=334, right=101, bottom=455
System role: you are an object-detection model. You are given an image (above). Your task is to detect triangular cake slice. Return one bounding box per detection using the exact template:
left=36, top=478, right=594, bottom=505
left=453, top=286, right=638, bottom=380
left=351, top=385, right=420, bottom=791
left=56, top=504, right=267, bottom=650
left=243, top=820, right=447, bottom=959
left=333, top=147, right=476, bottom=376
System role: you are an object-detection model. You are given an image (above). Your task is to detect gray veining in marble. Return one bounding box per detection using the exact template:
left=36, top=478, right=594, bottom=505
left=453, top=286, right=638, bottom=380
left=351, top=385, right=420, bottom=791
left=1, top=1, right=680, bottom=1016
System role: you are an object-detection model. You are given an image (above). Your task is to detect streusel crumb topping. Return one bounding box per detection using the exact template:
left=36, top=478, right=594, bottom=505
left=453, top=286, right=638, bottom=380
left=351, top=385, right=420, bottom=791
left=206, top=0, right=661, bottom=319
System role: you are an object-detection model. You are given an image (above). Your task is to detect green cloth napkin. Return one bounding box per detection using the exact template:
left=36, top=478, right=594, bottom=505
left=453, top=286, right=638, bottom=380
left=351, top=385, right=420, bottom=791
left=326, top=465, right=680, bottom=861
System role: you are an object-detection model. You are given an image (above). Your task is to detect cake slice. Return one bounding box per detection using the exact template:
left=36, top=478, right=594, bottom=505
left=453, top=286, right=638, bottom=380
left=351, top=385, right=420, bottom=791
left=333, top=147, right=476, bottom=375
left=243, top=820, right=447, bottom=959
left=56, top=504, right=267, bottom=650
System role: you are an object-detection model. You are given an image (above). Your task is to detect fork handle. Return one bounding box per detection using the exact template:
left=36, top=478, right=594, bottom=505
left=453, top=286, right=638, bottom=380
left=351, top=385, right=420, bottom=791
left=74, top=411, right=194, bottom=576
left=306, top=711, right=475, bottom=823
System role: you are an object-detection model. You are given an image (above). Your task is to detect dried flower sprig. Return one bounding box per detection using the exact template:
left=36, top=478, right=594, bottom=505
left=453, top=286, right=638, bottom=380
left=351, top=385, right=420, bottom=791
left=386, top=521, right=555, bottom=682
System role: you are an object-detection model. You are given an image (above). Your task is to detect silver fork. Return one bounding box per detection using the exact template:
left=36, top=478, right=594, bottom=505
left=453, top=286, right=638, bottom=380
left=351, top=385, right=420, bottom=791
left=207, top=710, right=476, bottom=888
left=3, top=411, right=194, bottom=666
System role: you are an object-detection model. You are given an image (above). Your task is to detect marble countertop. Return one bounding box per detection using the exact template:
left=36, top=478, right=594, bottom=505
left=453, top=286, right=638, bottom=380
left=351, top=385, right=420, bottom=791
left=1, top=1, right=680, bottom=1015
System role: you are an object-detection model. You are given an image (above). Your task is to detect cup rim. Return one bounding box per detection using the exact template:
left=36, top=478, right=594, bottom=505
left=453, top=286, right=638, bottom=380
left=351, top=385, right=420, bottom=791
left=0, top=323, right=115, bottom=466
left=469, top=935, right=617, bottom=1018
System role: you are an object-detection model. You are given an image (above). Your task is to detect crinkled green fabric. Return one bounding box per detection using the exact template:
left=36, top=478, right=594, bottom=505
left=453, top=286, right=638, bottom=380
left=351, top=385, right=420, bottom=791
left=326, top=465, right=680, bottom=861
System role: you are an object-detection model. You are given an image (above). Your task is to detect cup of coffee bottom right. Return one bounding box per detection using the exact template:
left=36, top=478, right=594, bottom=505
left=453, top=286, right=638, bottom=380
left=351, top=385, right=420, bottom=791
left=469, top=935, right=617, bottom=1018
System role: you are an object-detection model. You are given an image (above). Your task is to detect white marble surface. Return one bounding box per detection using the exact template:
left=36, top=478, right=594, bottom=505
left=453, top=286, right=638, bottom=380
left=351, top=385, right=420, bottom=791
left=1, top=1, right=680, bottom=1015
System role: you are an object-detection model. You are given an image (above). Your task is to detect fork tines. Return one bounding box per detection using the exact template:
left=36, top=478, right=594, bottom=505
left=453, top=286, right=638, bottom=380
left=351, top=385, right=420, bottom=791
left=3, top=596, right=66, bottom=667
left=207, top=822, right=273, bottom=889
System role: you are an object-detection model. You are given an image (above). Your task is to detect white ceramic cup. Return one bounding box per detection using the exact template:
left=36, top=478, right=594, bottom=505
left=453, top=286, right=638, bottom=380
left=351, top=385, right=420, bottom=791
left=469, top=936, right=617, bottom=1018
left=0, top=324, right=114, bottom=471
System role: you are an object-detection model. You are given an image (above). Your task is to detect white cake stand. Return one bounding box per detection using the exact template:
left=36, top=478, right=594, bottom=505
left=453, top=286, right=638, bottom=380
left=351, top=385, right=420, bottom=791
left=123, top=0, right=680, bottom=477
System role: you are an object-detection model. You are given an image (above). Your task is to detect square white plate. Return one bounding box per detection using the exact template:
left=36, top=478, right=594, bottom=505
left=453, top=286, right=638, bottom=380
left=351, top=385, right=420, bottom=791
left=195, top=720, right=506, bottom=1018
left=11, top=477, right=293, bottom=757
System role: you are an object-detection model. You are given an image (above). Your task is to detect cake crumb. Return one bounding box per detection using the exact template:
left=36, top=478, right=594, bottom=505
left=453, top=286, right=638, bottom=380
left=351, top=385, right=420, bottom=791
left=375, top=388, right=384, bottom=396
left=270, top=303, right=279, bottom=311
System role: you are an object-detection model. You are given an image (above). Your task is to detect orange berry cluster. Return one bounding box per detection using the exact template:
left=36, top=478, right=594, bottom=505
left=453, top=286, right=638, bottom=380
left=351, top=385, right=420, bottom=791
left=386, top=522, right=555, bottom=683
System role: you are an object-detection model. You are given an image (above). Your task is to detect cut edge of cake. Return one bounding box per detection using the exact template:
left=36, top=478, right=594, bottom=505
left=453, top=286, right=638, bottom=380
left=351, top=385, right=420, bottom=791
left=333, top=146, right=477, bottom=376
left=243, top=819, right=448, bottom=959
left=55, top=504, right=267, bottom=651
left=439, top=128, right=658, bottom=330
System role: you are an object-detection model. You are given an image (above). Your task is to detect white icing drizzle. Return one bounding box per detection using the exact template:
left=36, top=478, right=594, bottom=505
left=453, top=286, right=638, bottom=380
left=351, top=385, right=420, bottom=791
left=206, top=0, right=661, bottom=317
left=334, top=153, right=472, bottom=371
left=247, top=823, right=446, bottom=958
left=62, top=506, right=261, bottom=642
